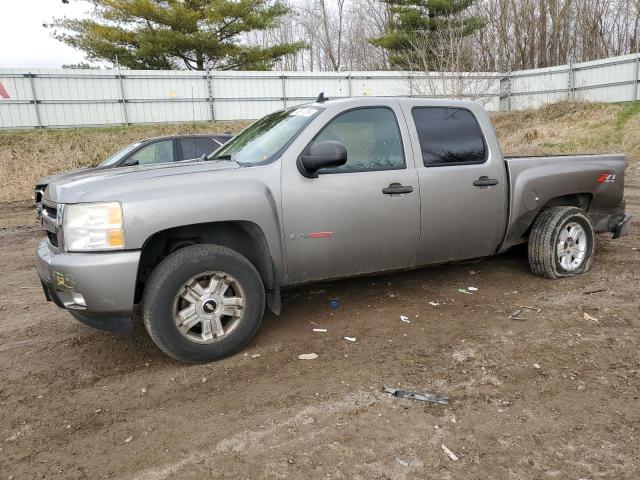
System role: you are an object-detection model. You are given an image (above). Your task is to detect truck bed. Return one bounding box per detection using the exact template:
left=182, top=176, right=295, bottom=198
left=500, top=153, right=627, bottom=252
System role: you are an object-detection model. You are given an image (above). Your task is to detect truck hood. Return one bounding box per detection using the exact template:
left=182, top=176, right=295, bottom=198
left=44, top=159, right=240, bottom=204
left=36, top=166, right=101, bottom=187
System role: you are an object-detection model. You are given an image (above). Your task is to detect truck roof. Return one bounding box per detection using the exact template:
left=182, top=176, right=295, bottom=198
left=305, top=96, right=484, bottom=112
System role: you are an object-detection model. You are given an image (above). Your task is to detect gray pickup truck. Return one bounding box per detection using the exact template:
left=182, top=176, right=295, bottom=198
left=36, top=97, right=630, bottom=363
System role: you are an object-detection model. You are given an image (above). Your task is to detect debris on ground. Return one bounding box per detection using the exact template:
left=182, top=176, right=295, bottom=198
left=429, top=301, right=439, bottom=306
left=344, top=336, right=357, bottom=342
left=312, top=328, right=327, bottom=333
left=124, top=436, right=133, bottom=443
left=509, top=305, right=541, bottom=320
left=533, top=363, right=541, bottom=369
left=383, top=386, right=449, bottom=405
left=469, top=270, right=478, bottom=275
left=400, top=315, right=410, bottom=323
left=309, top=289, right=326, bottom=295
left=467, top=286, right=478, bottom=291
left=329, top=299, right=341, bottom=309
left=298, top=353, right=318, bottom=360
left=583, top=312, right=598, bottom=322
left=250, top=354, right=261, bottom=359
left=395, top=457, right=411, bottom=467
left=583, top=289, right=607, bottom=295
left=458, top=288, right=474, bottom=295
left=441, top=444, right=458, bottom=461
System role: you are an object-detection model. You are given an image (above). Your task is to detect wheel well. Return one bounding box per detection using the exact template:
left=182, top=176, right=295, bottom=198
left=541, top=193, right=592, bottom=211
left=134, top=221, right=276, bottom=304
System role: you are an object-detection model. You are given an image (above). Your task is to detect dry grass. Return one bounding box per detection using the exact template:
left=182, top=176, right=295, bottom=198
left=0, top=121, right=249, bottom=203
left=0, top=101, right=639, bottom=203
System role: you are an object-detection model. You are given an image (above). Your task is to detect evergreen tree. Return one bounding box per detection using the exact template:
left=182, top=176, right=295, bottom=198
left=52, top=0, right=304, bottom=70
left=370, top=0, right=485, bottom=68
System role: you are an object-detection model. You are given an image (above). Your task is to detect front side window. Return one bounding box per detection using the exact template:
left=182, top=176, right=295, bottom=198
left=310, top=107, right=405, bottom=174
left=210, top=106, right=322, bottom=166
left=412, top=107, right=486, bottom=166
left=129, top=140, right=175, bottom=165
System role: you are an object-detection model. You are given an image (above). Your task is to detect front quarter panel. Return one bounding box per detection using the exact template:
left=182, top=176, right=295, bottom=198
left=78, top=163, right=286, bottom=281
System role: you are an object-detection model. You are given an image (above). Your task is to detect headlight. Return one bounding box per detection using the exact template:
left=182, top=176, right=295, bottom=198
left=63, top=202, right=125, bottom=251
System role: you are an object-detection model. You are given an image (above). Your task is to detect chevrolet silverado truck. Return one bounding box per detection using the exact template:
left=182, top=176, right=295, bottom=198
left=36, top=97, right=631, bottom=363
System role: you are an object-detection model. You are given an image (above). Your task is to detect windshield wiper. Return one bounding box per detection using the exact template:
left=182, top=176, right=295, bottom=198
left=209, top=154, right=232, bottom=161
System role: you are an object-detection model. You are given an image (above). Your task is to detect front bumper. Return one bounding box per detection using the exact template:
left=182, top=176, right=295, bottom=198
left=36, top=239, right=141, bottom=334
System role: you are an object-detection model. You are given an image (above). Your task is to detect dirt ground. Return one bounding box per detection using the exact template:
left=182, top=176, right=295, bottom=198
left=1, top=177, right=639, bottom=480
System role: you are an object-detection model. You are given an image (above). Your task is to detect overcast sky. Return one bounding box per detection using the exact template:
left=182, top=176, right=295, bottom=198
left=0, top=0, right=90, bottom=68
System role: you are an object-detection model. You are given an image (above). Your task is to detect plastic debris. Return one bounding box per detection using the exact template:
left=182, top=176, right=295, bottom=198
left=533, top=363, right=541, bottom=369
left=583, top=312, right=598, bottom=322
left=312, top=328, right=327, bottom=333
left=469, top=270, right=478, bottom=275
left=583, top=289, right=606, bottom=295
left=298, top=353, right=318, bottom=360
left=344, top=336, right=356, bottom=342
left=441, top=444, right=458, bottom=461
left=458, top=288, right=473, bottom=295
left=400, top=315, right=410, bottom=323
left=250, top=353, right=261, bottom=359
left=124, top=436, right=133, bottom=443
left=395, top=457, right=411, bottom=467
left=329, top=299, right=340, bottom=309
left=509, top=305, right=541, bottom=320
left=429, top=301, right=439, bottom=306
left=467, top=286, right=478, bottom=291
left=383, top=386, right=449, bottom=405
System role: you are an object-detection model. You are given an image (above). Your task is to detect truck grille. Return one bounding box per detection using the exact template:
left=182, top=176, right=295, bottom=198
left=34, top=185, right=46, bottom=218
left=41, top=201, right=61, bottom=249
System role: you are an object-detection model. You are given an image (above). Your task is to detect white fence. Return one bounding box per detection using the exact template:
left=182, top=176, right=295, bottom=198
left=0, top=53, right=638, bottom=129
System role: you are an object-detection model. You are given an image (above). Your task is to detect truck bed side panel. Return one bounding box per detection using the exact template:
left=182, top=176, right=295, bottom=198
left=501, top=154, right=626, bottom=252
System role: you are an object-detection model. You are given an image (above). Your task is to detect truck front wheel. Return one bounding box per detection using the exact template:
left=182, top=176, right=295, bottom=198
left=528, top=206, right=595, bottom=279
left=143, top=244, right=265, bottom=363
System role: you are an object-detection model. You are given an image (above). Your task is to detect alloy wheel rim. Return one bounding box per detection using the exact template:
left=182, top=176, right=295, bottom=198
left=172, top=271, right=245, bottom=344
left=556, top=222, right=587, bottom=271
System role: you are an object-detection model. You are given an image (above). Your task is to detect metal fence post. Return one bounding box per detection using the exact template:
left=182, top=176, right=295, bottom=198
left=567, top=57, right=575, bottom=101
left=634, top=54, right=640, bottom=102
left=206, top=70, right=215, bottom=121
left=347, top=73, right=352, bottom=97
left=25, top=72, right=42, bottom=128
left=281, top=73, right=287, bottom=109
left=116, top=71, right=128, bottom=126
left=408, top=74, right=413, bottom=97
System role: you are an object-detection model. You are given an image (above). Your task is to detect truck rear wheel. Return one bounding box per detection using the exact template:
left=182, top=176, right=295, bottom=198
left=143, top=244, right=265, bottom=363
left=528, top=206, right=595, bottom=279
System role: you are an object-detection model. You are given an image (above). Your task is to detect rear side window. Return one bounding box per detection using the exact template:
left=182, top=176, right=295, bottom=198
left=195, top=137, right=218, bottom=157
left=412, top=107, right=486, bottom=166
left=179, top=138, right=196, bottom=160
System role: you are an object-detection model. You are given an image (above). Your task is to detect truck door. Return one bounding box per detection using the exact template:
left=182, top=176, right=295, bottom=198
left=400, top=102, right=507, bottom=264
left=281, top=101, right=420, bottom=284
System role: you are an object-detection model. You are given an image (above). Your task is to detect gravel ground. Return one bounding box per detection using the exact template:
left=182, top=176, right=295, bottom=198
left=0, top=175, right=638, bottom=480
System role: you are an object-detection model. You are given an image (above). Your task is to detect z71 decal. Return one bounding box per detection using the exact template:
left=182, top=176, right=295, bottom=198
left=597, top=173, right=616, bottom=183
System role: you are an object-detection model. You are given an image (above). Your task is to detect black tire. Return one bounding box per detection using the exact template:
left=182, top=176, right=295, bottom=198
left=528, top=206, right=595, bottom=279
left=143, top=244, right=265, bottom=363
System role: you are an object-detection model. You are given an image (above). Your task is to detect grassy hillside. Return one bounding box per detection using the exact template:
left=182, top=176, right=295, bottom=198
left=0, top=101, right=639, bottom=203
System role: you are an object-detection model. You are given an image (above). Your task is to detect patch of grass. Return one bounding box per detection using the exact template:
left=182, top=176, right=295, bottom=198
left=0, top=120, right=250, bottom=203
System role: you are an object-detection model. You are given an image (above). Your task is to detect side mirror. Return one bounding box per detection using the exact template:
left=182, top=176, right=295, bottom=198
left=297, top=140, right=347, bottom=178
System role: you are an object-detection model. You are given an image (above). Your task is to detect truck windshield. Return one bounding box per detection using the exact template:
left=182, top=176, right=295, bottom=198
left=209, top=106, right=322, bottom=166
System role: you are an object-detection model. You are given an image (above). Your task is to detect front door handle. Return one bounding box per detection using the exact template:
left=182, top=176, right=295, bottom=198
left=473, top=176, right=499, bottom=187
left=382, top=183, right=413, bottom=195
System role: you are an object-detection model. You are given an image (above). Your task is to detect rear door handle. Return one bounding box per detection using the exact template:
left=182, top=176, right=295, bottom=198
left=473, top=176, right=499, bottom=187
left=382, top=183, right=413, bottom=195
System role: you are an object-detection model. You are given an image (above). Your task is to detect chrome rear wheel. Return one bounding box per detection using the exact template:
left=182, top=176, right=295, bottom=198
left=556, top=222, right=587, bottom=271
